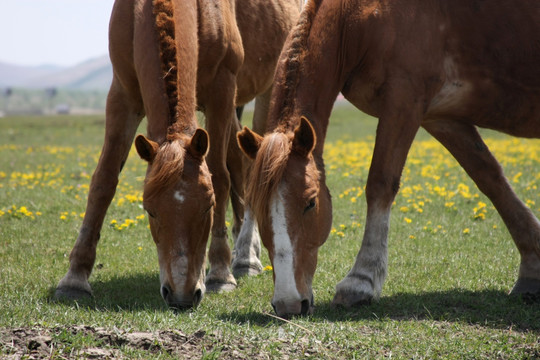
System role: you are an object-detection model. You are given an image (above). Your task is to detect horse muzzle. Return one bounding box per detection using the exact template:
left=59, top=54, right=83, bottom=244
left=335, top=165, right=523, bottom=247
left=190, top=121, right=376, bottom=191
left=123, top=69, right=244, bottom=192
left=161, top=284, right=204, bottom=311
left=271, top=293, right=314, bottom=319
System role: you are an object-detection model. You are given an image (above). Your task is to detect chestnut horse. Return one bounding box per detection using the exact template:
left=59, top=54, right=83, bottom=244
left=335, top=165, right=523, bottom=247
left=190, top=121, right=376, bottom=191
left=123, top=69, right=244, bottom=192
left=55, top=0, right=300, bottom=309
left=238, top=0, right=540, bottom=318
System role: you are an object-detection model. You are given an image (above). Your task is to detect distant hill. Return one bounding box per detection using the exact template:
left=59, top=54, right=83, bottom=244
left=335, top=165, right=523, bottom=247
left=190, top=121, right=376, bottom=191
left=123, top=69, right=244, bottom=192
left=0, top=55, right=112, bottom=91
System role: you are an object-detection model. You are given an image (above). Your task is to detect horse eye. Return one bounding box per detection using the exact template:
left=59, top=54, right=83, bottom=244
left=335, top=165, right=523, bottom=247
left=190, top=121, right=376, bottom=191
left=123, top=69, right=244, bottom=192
left=304, top=198, right=316, bottom=213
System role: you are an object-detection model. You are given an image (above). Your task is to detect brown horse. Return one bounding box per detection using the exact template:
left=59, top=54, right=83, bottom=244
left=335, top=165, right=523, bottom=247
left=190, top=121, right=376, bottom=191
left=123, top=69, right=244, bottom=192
left=238, top=0, right=540, bottom=318
left=55, top=0, right=300, bottom=309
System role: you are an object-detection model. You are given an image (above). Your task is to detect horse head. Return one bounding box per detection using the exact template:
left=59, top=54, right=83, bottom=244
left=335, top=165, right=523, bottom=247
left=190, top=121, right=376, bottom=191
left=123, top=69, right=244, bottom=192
left=135, top=129, right=214, bottom=310
left=238, top=117, right=332, bottom=318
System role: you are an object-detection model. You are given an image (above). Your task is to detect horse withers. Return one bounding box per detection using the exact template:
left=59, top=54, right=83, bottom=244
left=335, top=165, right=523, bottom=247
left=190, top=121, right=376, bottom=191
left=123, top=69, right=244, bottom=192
left=55, top=0, right=300, bottom=310
left=238, top=0, right=540, bottom=318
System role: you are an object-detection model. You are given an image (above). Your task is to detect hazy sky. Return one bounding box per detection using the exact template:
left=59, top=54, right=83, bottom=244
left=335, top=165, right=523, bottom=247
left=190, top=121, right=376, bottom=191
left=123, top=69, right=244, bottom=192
left=1, top=0, right=114, bottom=67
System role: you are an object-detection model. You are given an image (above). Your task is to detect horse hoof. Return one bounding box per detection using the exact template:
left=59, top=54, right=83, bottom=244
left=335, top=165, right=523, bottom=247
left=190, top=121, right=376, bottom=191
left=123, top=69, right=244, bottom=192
left=54, top=286, right=93, bottom=301
left=331, top=290, right=372, bottom=308
left=510, top=278, right=540, bottom=302
left=232, top=263, right=262, bottom=278
left=205, top=280, right=237, bottom=293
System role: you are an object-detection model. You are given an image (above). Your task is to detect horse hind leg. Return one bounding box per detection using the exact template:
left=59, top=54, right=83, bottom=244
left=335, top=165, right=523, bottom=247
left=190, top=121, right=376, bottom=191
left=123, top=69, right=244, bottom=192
left=228, top=107, right=246, bottom=242
left=424, top=120, right=540, bottom=298
left=203, top=68, right=242, bottom=292
left=55, top=79, right=143, bottom=300
left=228, top=104, right=263, bottom=278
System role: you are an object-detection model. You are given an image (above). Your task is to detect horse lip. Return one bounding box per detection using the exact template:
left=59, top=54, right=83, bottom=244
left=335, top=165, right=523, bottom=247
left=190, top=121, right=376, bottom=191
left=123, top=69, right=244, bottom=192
left=169, top=301, right=197, bottom=312
left=272, top=294, right=315, bottom=318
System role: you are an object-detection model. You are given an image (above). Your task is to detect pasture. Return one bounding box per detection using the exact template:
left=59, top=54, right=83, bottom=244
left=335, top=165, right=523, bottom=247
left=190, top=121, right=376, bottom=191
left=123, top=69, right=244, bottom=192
left=1, top=106, right=539, bottom=358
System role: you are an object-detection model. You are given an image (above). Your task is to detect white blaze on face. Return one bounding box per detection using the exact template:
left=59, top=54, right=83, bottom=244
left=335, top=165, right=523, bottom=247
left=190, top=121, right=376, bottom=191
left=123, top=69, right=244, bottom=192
left=174, top=190, right=185, bottom=203
left=270, top=186, right=301, bottom=303
left=170, top=255, right=189, bottom=286
left=157, top=248, right=188, bottom=294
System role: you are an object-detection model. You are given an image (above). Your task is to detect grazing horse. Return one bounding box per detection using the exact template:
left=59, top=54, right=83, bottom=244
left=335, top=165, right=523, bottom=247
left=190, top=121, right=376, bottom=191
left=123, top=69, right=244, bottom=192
left=238, top=0, right=540, bottom=318
left=55, top=0, right=300, bottom=309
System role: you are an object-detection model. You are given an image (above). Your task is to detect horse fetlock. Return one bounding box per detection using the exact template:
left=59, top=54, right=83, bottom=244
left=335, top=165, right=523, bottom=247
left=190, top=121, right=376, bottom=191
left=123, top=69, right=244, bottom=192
left=231, top=234, right=263, bottom=278
left=231, top=257, right=263, bottom=278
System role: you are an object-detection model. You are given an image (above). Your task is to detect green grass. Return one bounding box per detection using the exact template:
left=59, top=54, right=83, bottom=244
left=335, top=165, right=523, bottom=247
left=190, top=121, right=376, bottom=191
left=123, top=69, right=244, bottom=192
left=1, top=108, right=540, bottom=358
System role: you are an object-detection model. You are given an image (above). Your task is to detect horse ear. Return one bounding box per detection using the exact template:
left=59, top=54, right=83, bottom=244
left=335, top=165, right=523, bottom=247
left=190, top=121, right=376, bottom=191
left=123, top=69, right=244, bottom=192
left=135, top=135, right=159, bottom=163
left=188, top=128, right=209, bottom=159
left=237, top=126, right=263, bottom=159
left=292, top=116, right=316, bottom=157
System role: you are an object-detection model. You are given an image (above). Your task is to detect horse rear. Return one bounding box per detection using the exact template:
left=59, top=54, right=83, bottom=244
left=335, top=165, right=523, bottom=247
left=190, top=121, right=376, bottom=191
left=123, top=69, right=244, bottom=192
left=238, top=0, right=540, bottom=317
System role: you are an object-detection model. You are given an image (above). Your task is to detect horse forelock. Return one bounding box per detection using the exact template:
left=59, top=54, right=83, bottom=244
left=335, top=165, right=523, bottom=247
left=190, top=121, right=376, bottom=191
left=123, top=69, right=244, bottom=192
left=152, top=0, right=181, bottom=127
left=144, top=139, right=186, bottom=199
left=246, top=132, right=292, bottom=223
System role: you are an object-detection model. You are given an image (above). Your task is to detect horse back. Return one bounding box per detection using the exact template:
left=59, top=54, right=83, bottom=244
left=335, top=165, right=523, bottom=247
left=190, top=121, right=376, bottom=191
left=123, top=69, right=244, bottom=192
left=340, top=0, right=540, bottom=136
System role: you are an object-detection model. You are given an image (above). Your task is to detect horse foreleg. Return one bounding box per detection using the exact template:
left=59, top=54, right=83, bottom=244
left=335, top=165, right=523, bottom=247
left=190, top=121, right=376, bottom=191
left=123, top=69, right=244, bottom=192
left=228, top=109, right=246, bottom=242
left=333, top=98, right=422, bottom=308
left=55, top=81, right=143, bottom=299
left=251, top=87, right=272, bottom=135
left=203, top=71, right=239, bottom=292
left=424, top=120, right=540, bottom=297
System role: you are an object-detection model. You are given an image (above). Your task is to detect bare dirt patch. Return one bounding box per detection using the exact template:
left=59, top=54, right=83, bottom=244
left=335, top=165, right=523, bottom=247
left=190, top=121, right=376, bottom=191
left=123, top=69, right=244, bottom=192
left=1, top=326, right=215, bottom=359
left=1, top=325, right=332, bottom=359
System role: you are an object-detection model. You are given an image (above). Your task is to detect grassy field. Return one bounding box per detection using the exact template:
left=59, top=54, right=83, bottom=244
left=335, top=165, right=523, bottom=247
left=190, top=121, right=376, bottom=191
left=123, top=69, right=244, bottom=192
left=1, top=106, right=540, bottom=358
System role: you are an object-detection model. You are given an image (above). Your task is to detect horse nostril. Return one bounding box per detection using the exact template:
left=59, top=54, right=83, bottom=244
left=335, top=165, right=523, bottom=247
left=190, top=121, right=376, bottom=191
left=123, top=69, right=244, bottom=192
left=161, top=284, right=171, bottom=301
left=193, top=288, right=202, bottom=307
left=300, top=299, right=310, bottom=315
left=271, top=302, right=277, bottom=315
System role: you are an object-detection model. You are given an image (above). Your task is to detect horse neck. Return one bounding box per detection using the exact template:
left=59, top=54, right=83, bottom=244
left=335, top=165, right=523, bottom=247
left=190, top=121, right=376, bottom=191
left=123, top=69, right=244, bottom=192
left=268, top=0, right=350, bottom=159
left=150, top=0, right=199, bottom=142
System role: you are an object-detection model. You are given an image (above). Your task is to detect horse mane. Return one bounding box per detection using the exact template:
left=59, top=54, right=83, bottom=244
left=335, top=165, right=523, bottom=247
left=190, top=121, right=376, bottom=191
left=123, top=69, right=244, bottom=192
left=246, top=132, right=293, bottom=222
left=270, top=0, right=322, bottom=130
left=153, top=0, right=180, bottom=127
left=144, top=0, right=197, bottom=198
left=152, top=0, right=196, bottom=135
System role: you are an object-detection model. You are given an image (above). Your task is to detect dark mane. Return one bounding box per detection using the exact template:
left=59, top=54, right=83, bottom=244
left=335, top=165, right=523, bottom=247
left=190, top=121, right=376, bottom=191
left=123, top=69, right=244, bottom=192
left=145, top=0, right=196, bottom=198
left=246, top=132, right=292, bottom=222
left=153, top=0, right=180, bottom=128
left=270, top=0, right=322, bottom=129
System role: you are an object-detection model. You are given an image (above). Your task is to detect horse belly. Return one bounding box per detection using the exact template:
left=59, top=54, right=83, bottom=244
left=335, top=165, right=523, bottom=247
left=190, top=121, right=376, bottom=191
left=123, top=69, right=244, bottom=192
left=423, top=53, right=540, bottom=138
left=234, top=0, right=301, bottom=105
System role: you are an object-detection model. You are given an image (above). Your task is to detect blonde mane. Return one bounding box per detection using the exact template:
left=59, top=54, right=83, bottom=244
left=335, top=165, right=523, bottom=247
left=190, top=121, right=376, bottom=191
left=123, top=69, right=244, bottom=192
left=245, top=132, right=293, bottom=222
